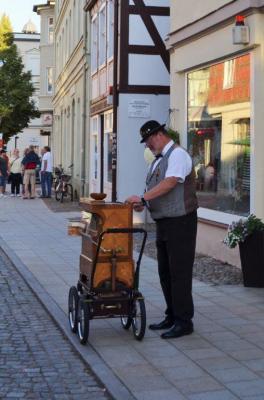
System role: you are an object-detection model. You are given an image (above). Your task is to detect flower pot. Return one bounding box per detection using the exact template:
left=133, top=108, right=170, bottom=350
left=239, top=231, right=264, bottom=287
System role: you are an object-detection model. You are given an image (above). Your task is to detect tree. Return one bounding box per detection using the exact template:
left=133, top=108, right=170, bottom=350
left=0, top=14, right=13, bottom=51
left=0, top=15, right=40, bottom=143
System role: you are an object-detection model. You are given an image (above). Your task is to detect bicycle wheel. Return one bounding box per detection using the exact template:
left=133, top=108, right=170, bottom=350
left=132, top=295, right=146, bottom=341
left=55, top=182, right=62, bottom=202
left=60, top=184, right=68, bottom=203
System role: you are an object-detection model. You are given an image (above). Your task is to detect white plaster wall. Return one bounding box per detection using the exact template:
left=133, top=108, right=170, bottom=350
left=171, top=0, right=233, bottom=32
left=117, top=93, right=169, bottom=222
left=129, top=54, right=169, bottom=86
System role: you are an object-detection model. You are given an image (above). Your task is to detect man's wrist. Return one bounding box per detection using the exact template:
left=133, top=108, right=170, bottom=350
left=141, top=195, right=147, bottom=206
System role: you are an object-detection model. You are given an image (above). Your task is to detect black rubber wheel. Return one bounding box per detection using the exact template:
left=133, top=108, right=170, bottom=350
left=132, top=296, right=146, bottom=341
left=77, top=298, right=90, bottom=345
left=60, top=190, right=65, bottom=203
left=120, top=316, right=132, bottom=330
left=55, top=183, right=62, bottom=202
left=68, top=286, right=79, bottom=333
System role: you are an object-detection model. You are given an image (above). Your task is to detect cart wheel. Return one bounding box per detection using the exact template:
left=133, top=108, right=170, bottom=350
left=68, top=286, right=79, bottom=333
left=120, top=316, right=132, bottom=330
left=77, top=281, right=83, bottom=294
left=132, top=296, right=146, bottom=341
left=77, top=298, right=90, bottom=345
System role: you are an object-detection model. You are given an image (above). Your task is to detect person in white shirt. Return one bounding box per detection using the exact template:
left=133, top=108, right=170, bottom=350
left=9, top=149, right=22, bottom=197
left=126, top=120, right=198, bottom=340
left=40, top=146, right=53, bottom=198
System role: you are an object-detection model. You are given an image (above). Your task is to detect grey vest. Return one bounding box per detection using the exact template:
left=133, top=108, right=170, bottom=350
left=146, top=145, right=198, bottom=220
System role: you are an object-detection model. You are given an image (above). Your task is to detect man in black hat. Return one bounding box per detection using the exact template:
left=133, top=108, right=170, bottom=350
left=126, top=120, right=198, bottom=339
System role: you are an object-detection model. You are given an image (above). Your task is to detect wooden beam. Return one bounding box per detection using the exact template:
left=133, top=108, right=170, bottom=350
left=129, top=5, right=170, bottom=16
left=133, top=0, right=170, bottom=72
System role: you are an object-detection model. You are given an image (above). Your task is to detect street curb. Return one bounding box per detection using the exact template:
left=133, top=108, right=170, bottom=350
left=0, top=238, right=135, bottom=400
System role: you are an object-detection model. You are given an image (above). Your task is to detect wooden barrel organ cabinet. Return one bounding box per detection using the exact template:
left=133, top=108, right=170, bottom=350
left=68, top=194, right=147, bottom=344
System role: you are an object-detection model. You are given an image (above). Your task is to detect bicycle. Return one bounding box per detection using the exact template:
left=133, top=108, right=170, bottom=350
left=54, top=164, right=74, bottom=203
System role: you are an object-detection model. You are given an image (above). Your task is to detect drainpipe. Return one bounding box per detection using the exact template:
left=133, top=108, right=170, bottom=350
left=81, top=9, right=89, bottom=197
left=112, top=0, right=119, bottom=202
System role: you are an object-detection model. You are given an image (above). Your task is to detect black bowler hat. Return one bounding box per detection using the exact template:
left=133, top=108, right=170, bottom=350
left=140, top=120, right=166, bottom=143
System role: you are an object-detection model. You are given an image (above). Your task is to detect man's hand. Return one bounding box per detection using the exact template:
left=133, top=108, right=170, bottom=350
left=125, top=195, right=142, bottom=204
left=125, top=195, right=144, bottom=213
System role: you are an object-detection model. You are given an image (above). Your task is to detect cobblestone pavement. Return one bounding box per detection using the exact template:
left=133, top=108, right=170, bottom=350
left=0, top=249, right=111, bottom=400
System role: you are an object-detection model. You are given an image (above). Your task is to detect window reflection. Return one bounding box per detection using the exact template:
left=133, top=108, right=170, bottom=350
left=187, top=54, right=250, bottom=216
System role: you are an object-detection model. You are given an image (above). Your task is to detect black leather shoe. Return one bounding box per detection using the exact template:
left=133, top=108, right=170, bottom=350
left=161, top=322, right=193, bottom=339
left=149, top=317, right=174, bottom=331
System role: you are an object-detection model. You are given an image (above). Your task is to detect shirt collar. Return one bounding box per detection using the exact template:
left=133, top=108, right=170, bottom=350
left=161, top=140, right=174, bottom=157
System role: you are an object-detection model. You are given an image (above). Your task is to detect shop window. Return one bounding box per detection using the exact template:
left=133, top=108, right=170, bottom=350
left=106, top=133, right=113, bottom=183
left=187, top=54, right=250, bottom=216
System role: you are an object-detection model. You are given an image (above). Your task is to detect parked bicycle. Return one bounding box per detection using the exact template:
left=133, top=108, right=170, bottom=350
left=54, top=164, right=74, bottom=203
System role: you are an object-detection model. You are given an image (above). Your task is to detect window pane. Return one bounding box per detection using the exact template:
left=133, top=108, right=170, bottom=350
left=48, top=17, right=54, bottom=44
left=47, top=67, right=53, bottom=93
left=99, top=7, right=106, bottom=66
left=187, top=54, right=250, bottom=216
left=107, top=0, right=114, bottom=59
left=91, top=17, right=98, bottom=72
left=93, top=135, right=98, bottom=179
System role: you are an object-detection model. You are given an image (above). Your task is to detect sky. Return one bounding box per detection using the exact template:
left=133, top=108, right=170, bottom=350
left=0, top=0, right=40, bottom=33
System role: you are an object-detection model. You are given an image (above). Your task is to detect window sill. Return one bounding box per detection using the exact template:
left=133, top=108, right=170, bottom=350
left=198, top=207, right=246, bottom=226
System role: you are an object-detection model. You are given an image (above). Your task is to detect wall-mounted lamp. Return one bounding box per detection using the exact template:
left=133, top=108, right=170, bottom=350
left=232, top=15, right=249, bottom=45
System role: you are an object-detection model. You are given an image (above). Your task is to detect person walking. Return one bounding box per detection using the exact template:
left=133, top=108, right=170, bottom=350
left=9, top=149, right=22, bottom=197
left=21, top=145, right=40, bottom=199
left=0, top=149, right=9, bottom=198
left=40, top=146, right=53, bottom=198
left=126, top=120, right=198, bottom=339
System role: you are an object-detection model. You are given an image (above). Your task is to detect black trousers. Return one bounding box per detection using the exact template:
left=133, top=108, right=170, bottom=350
left=10, top=173, right=22, bottom=195
left=156, top=211, right=197, bottom=323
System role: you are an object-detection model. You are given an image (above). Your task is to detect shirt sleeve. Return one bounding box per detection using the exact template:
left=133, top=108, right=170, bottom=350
left=165, top=148, right=192, bottom=183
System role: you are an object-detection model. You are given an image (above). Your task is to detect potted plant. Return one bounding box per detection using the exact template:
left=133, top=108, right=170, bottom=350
left=224, top=214, right=264, bottom=287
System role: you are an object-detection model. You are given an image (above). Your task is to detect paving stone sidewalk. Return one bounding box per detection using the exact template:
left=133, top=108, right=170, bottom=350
left=1, top=196, right=264, bottom=400
left=0, top=248, right=110, bottom=400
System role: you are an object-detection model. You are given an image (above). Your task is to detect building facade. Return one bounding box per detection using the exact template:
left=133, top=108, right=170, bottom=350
left=85, top=0, right=170, bottom=215
left=7, top=21, right=48, bottom=154
left=53, top=0, right=89, bottom=196
left=167, top=0, right=264, bottom=265
left=33, top=1, right=55, bottom=145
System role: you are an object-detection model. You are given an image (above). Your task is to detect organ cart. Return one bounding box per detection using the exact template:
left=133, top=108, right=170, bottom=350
left=67, top=193, right=147, bottom=345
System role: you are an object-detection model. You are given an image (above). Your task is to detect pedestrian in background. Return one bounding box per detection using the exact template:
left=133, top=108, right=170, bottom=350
left=40, top=146, right=53, bottom=198
left=0, top=149, right=9, bottom=198
left=22, top=145, right=40, bottom=199
left=9, top=149, right=22, bottom=197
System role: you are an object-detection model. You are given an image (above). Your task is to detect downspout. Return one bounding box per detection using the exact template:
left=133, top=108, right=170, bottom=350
left=81, top=9, right=89, bottom=197
left=112, top=0, right=119, bottom=202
